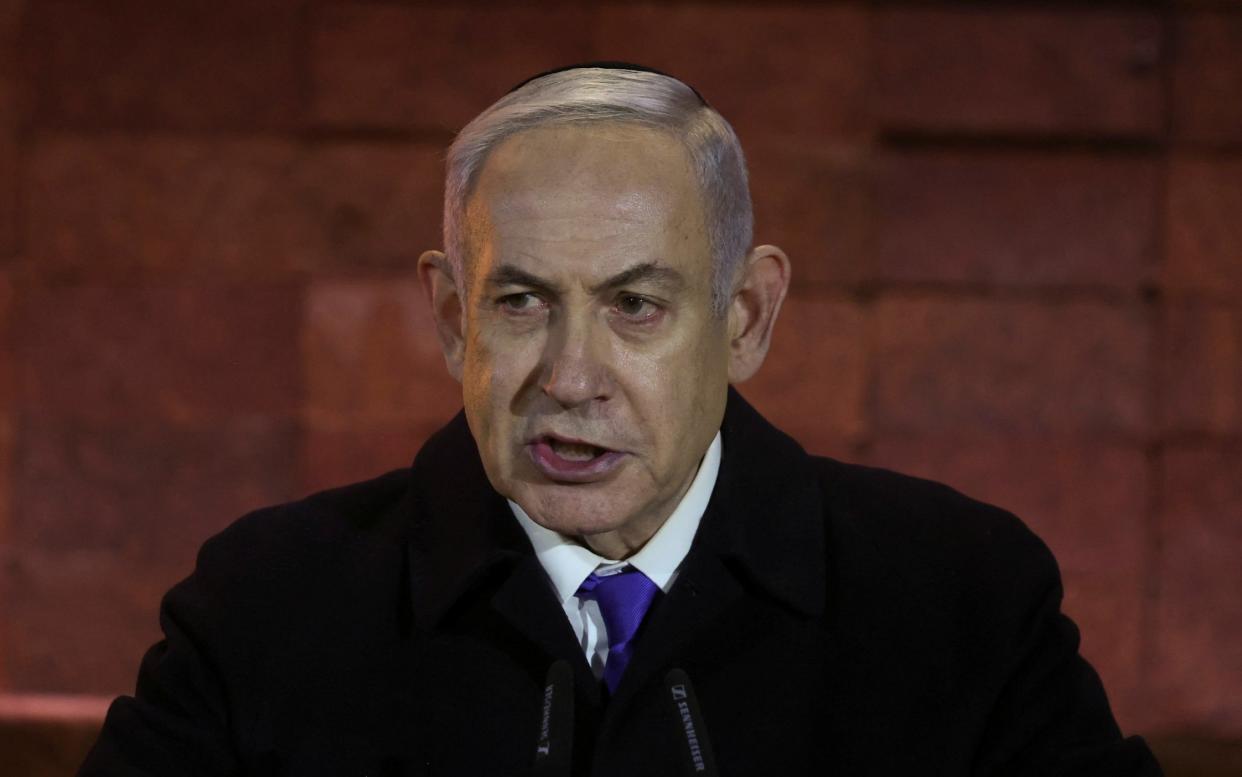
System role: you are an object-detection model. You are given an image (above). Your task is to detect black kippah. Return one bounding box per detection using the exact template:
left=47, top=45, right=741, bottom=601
left=505, top=60, right=708, bottom=106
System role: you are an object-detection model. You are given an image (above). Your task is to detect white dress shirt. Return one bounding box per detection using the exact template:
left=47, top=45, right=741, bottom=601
left=509, top=431, right=723, bottom=679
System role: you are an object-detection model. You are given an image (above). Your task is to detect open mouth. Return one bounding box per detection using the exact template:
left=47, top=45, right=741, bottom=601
left=527, top=435, right=626, bottom=482
left=544, top=438, right=608, bottom=461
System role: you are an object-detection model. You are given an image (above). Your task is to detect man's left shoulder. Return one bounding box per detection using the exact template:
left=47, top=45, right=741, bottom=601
left=807, top=454, right=1061, bottom=609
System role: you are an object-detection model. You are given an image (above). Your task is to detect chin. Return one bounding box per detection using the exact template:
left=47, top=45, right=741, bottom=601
left=515, top=481, right=635, bottom=538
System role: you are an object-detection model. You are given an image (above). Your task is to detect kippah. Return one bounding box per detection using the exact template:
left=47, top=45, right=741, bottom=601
left=505, top=60, right=709, bottom=106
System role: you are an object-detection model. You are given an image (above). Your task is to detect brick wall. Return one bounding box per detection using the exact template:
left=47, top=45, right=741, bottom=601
left=1, top=0, right=1239, bottom=748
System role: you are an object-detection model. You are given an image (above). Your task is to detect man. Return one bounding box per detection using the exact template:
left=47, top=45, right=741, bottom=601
left=80, top=64, right=1162, bottom=776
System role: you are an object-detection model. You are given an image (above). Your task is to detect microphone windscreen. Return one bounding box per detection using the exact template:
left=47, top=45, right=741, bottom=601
left=665, top=668, right=719, bottom=777
left=532, top=659, right=574, bottom=777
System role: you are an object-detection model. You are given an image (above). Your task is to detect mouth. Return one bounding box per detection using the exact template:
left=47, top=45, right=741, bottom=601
left=526, top=434, right=627, bottom=483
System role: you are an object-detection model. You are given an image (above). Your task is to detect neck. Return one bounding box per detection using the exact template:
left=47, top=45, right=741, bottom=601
left=578, top=525, right=653, bottom=561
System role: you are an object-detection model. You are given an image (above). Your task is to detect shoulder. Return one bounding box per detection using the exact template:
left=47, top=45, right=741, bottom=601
left=202, top=467, right=412, bottom=554
left=809, top=455, right=1061, bottom=621
left=812, top=455, right=1052, bottom=562
left=188, top=468, right=415, bottom=601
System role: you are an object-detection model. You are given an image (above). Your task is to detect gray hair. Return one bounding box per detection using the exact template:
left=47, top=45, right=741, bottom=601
left=442, top=67, right=753, bottom=315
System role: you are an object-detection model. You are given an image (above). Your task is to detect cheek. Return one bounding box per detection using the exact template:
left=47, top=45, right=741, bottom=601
left=462, top=341, right=520, bottom=483
left=460, top=344, right=494, bottom=414
left=460, top=331, right=505, bottom=444
left=462, top=325, right=543, bottom=421
left=463, top=321, right=510, bottom=390
left=625, top=329, right=727, bottom=430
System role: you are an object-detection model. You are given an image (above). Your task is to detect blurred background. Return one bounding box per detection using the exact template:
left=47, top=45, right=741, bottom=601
left=1, top=0, right=1240, bottom=774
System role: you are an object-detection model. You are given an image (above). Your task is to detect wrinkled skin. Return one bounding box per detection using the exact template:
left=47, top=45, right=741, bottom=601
left=419, top=124, right=790, bottom=559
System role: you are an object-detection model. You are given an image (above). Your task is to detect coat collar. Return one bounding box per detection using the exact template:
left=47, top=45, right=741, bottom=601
left=404, top=387, right=827, bottom=631
left=697, top=388, right=827, bottom=618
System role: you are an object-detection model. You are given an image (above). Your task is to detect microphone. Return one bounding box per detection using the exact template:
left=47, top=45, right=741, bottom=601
left=532, top=659, right=574, bottom=777
left=664, top=669, right=719, bottom=777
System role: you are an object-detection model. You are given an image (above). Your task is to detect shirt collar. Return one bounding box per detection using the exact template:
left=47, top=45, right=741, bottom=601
left=510, top=430, right=723, bottom=603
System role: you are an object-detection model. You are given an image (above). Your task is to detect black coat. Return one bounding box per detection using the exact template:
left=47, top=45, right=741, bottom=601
left=79, top=390, right=1162, bottom=776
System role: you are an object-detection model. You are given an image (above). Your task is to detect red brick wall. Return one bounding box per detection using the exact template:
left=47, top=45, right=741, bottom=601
left=1, top=0, right=1239, bottom=741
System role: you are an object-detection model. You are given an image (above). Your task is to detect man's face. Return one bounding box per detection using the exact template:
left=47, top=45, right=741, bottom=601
left=458, top=124, right=730, bottom=556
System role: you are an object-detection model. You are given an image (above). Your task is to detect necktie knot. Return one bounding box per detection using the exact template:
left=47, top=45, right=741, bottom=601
left=576, top=567, right=659, bottom=693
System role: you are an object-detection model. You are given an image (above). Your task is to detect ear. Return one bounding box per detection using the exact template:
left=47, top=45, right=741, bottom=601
left=726, top=244, right=791, bottom=384
left=417, top=250, right=466, bottom=382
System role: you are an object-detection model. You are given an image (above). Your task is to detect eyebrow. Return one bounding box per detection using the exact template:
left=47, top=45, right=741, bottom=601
left=483, top=261, right=686, bottom=296
left=590, top=262, right=685, bottom=295
left=483, top=264, right=556, bottom=292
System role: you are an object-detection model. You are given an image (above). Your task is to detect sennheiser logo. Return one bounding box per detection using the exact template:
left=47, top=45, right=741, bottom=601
left=670, top=684, right=706, bottom=772
left=535, top=683, right=554, bottom=757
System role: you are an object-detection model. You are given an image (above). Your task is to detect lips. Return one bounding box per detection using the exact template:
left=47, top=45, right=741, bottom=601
left=546, top=438, right=604, bottom=461
left=527, top=434, right=627, bottom=483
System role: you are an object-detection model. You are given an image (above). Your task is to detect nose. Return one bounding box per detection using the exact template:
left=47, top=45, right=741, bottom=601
left=541, top=311, right=612, bottom=408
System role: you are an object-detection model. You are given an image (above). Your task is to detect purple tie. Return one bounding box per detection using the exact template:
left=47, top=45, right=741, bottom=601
left=576, top=567, right=660, bottom=694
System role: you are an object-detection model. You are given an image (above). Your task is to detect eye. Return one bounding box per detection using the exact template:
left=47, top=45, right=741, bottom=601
left=613, top=294, right=660, bottom=323
left=497, top=292, right=546, bottom=314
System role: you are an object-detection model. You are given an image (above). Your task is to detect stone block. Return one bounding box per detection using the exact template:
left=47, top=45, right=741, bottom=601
left=874, top=297, right=1151, bottom=436
left=0, top=703, right=106, bottom=777
left=0, top=0, right=14, bottom=263
left=1148, top=737, right=1242, bottom=777
left=25, top=137, right=328, bottom=278
left=0, top=273, right=11, bottom=411
left=0, top=1, right=19, bottom=52
left=1166, top=155, right=1242, bottom=299
left=13, top=282, right=302, bottom=423
left=0, top=414, right=10, bottom=550
left=738, top=295, right=867, bottom=457
left=596, top=4, right=868, bottom=143
left=873, top=8, right=1165, bottom=137
left=311, top=3, right=592, bottom=131
left=302, top=277, right=461, bottom=430
left=301, top=423, right=449, bottom=496
left=0, top=272, right=9, bottom=682
left=877, top=150, right=1159, bottom=288
left=1173, top=12, right=1242, bottom=144
left=1161, top=302, right=1242, bottom=436
left=746, top=141, right=873, bottom=289
left=0, top=121, right=10, bottom=259
left=21, top=0, right=303, bottom=131
left=298, top=142, right=445, bottom=271
left=25, top=136, right=452, bottom=278
left=1154, top=444, right=1242, bottom=734
left=11, top=415, right=299, bottom=565
left=0, top=549, right=174, bottom=694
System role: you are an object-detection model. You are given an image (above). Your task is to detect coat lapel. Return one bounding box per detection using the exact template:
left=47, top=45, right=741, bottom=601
left=706, top=388, right=827, bottom=621
left=403, top=389, right=828, bottom=716
left=404, top=411, right=599, bottom=694
left=404, top=410, right=528, bottom=630
left=606, top=388, right=828, bottom=710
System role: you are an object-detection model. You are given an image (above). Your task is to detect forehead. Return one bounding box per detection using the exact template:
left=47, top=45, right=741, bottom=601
left=474, top=123, right=698, bottom=207
left=465, top=124, right=707, bottom=270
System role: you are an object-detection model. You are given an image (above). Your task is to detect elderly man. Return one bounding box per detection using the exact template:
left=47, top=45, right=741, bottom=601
left=80, top=64, right=1161, bottom=776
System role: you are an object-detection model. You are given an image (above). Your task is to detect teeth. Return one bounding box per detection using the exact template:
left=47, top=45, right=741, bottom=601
left=549, top=440, right=599, bottom=461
